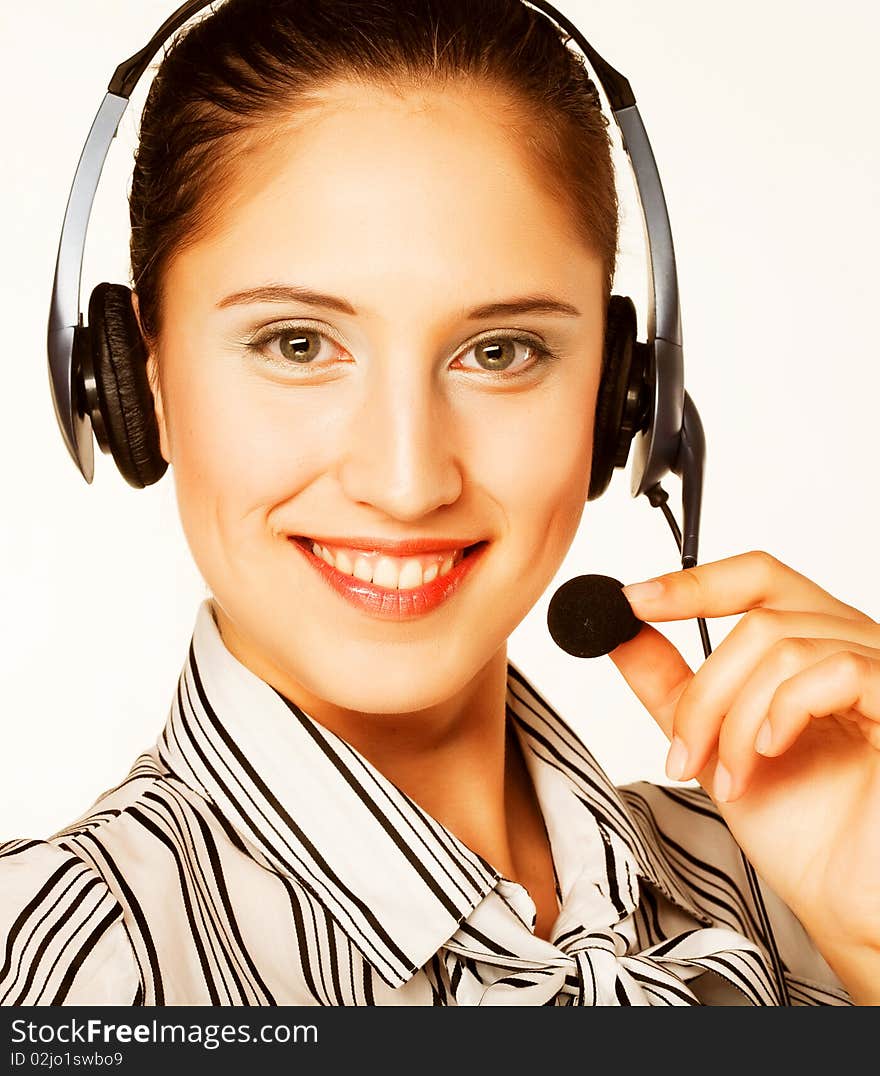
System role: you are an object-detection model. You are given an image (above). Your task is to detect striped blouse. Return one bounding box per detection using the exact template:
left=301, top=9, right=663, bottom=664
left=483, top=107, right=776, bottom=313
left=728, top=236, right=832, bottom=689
left=0, top=599, right=852, bottom=1006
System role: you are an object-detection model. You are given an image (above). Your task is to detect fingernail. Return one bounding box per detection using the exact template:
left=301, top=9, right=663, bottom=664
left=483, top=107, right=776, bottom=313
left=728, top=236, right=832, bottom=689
left=755, top=720, right=773, bottom=755
left=713, top=762, right=733, bottom=803
left=665, top=737, right=689, bottom=781
left=622, top=579, right=664, bottom=603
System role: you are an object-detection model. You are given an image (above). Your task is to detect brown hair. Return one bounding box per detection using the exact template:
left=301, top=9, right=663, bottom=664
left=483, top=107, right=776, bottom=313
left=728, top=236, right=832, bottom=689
left=129, top=0, right=619, bottom=345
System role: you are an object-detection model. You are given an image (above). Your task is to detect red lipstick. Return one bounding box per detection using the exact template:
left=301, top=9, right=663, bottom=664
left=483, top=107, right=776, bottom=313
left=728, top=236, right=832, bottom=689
left=288, top=537, right=489, bottom=620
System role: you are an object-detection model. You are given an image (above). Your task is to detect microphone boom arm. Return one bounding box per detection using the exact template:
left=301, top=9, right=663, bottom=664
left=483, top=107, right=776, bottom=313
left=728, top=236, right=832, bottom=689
left=673, top=392, right=705, bottom=570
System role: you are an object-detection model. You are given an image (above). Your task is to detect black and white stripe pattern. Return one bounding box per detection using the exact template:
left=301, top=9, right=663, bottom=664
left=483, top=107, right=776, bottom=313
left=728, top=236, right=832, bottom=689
left=0, top=599, right=852, bottom=1005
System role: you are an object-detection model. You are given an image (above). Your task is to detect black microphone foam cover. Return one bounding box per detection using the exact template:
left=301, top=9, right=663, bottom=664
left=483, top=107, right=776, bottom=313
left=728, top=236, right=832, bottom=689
left=547, top=574, right=644, bottom=659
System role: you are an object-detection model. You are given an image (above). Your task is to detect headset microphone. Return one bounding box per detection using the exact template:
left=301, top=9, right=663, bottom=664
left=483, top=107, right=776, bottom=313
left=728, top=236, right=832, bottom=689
left=45, top=0, right=715, bottom=652
left=547, top=575, right=643, bottom=659
left=44, top=0, right=710, bottom=652
left=45, top=0, right=711, bottom=652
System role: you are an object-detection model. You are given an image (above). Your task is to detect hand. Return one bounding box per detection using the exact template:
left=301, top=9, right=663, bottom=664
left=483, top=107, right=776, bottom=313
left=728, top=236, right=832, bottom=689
left=608, top=550, right=880, bottom=992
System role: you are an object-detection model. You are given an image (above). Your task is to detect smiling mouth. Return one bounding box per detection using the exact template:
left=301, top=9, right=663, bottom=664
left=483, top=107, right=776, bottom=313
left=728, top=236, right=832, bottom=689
left=286, top=534, right=491, bottom=620
left=290, top=536, right=486, bottom=591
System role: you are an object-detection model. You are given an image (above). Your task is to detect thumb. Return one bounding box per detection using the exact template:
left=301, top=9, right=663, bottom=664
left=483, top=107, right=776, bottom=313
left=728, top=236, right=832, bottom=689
left=607, top=623, right=695, bottom=742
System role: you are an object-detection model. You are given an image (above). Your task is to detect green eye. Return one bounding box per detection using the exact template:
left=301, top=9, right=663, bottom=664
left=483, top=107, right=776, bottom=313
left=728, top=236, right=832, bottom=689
left=278, top=330, right=323, bottom=364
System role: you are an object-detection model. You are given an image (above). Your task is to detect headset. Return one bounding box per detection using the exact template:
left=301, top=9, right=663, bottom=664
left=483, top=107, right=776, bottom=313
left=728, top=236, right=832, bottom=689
left=44, top=0, right=791, bottom=1004
left=47, top=0, right=703, bottom=559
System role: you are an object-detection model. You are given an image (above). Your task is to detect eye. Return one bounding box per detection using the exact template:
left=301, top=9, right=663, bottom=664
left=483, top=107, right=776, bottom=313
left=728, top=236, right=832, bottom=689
left=455, top=332, right=553, bottom=377
left=246, top=323, right=349, bottom=369
left=277, top=328, right=325, bottom=364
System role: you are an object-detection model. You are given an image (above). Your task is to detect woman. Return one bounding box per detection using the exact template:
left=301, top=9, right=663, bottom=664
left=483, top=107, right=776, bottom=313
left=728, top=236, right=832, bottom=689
left=2, top=0, right=879, bottom=1006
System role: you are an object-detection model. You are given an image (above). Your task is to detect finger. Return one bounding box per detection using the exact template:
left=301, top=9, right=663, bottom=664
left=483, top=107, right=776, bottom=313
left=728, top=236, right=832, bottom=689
left=665, top=607, right=880, bottom=781
left=607, top=622, right=694, bottom=743
left=621, top=549, right=875, bottom=626
left=754, top=649, right=880, bottom=761
left=714, top=639, right=880, bottom=801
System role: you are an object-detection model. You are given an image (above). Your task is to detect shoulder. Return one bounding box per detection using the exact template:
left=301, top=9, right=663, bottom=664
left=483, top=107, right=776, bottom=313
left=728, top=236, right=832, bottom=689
left=0, top=750, right=175, bottom=1006
left=0, top=838, right=141, bottom=1004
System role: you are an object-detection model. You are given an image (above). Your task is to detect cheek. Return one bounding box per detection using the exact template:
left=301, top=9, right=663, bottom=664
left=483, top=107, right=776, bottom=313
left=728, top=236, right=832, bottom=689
left=477, top=375, right=598, bottom=541
left=160, top=350, right=327, bottom=547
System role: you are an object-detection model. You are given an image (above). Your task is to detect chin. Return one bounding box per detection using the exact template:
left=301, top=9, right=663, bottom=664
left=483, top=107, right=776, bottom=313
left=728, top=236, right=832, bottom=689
left=214, top=564, right=513, bottom=715
left=300, top=643, right=493, bottom=716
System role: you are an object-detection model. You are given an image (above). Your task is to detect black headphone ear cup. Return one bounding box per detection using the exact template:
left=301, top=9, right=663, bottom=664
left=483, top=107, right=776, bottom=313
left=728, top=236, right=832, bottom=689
left=589, top=295, right=639, bottom=501
left=87, top=282, right=168, bottom=489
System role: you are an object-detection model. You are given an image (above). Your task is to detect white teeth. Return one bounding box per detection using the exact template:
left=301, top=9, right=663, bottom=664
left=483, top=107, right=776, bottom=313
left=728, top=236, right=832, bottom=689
left=335, top=549, right=354, bottom=575
left=372, top=556, right=400, bottom=589
left=353, top=556, right=373, bottom=582
left=305, top=539, right=471, bottom=589
left=398, top=559, right=424, bottom=589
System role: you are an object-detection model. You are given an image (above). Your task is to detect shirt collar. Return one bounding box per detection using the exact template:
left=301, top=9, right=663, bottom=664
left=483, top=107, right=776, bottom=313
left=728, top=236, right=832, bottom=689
left=156, top=599, right=710, bottom=989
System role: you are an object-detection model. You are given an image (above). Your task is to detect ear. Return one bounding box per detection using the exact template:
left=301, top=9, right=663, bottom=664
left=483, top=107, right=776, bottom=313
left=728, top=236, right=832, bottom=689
left=131, top=291, right=171, bottom=464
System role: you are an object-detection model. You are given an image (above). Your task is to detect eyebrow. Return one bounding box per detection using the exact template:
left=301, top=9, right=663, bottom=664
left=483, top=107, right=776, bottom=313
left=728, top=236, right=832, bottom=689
left=216, top=285, right=581, bottom=319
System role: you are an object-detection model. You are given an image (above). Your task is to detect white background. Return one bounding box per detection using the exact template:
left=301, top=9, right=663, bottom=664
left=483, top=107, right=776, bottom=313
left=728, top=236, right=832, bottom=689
left=1, top=0, right=878, bottom=837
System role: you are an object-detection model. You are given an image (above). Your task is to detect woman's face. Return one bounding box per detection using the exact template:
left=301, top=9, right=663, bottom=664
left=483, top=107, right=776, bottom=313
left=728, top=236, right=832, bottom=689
left=146, top=80, right=606, bottom=716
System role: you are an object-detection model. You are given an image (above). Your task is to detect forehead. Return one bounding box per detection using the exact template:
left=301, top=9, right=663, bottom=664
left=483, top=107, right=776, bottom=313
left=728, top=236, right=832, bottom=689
left=167, top=80, right=602, bottom=310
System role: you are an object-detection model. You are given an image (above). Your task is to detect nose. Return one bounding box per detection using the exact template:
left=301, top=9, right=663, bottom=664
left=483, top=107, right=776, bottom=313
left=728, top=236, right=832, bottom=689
left=336, top=358, right=464, bottom=522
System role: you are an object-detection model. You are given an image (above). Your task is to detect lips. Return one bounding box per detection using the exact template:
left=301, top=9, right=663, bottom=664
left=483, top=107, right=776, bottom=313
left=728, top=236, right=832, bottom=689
left=295, top=536, right=480, bottom=583
left=288, top=536, right=489, bottom=620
